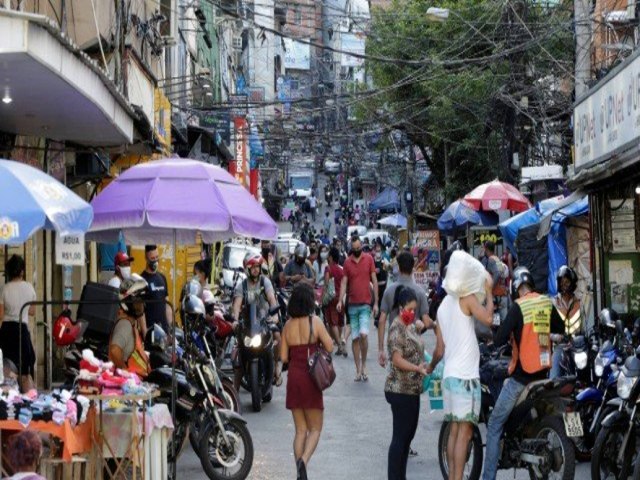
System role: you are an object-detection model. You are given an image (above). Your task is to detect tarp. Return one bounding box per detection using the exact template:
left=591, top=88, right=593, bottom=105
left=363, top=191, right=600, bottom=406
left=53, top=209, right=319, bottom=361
left=499, top=195, right=589, bottom=294
left=368, top=187, right=401, bottom=213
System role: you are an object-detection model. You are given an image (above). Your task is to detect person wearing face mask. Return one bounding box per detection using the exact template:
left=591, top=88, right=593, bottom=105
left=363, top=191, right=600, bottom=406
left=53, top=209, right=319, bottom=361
left=108, top=251, right=134, bottom=290
left=109, top=275, right=151, bottom=378
left=284, top=244, right=315, bottom=287
left=261, top=240, right=285, bottom=288
left=385, top=286, right=427, bottom=480
left=314, top=246, right=329, bottom=288
left=373, top=243, right=389, bottom=328
left=140, top=245, right=170, bottom=335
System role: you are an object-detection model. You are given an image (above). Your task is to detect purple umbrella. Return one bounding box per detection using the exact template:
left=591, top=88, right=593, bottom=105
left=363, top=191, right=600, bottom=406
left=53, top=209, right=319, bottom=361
left=87, top=158, right=278, bottom=244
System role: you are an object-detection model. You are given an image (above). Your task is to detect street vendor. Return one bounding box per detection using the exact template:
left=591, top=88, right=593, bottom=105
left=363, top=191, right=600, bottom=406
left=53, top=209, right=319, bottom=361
left=109, top=275, right=150, bottom=378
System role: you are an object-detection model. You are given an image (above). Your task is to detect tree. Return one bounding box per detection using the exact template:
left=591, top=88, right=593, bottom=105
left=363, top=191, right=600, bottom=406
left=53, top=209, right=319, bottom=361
left=361, top=0, right=573, bottom=207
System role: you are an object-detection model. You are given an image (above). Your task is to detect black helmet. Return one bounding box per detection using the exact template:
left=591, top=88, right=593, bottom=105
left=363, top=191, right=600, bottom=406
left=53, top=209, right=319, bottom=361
left=119, top=274, right=148, bottom=316
left=511, top=266, right=535, bottom=300
left=145, top=324, right=168, bottom=350
left=598, top=308, right=619, bottom=329
left=556, top=265, right=578, bottom=294
left=182, top=294, right=205, bottom=316
left=182, top=278, right=203, bottom=299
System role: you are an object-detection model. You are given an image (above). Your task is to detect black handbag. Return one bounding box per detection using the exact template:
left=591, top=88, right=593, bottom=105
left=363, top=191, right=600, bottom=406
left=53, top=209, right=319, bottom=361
left=307, top=316, right=336, bottom=391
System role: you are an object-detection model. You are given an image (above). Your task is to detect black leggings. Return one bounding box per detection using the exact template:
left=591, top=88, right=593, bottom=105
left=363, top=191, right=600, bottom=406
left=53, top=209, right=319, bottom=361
left=385, top=391, right=420, bottom=480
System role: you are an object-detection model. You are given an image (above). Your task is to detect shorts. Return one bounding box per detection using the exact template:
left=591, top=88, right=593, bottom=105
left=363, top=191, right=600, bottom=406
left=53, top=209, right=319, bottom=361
left=347, top=305, right=371, bottom=339
left=325, top=299, right=344, bottom=327
left=443, top=377, right=481, bottom=425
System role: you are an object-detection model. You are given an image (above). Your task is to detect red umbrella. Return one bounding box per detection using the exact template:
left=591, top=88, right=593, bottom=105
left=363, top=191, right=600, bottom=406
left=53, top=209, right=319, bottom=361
left=463, top=179, right=531, bottom=212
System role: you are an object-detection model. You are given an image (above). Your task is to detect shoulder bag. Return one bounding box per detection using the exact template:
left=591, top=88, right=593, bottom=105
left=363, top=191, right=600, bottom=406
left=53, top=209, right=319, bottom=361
left=307, top=316, right=336, bottom=391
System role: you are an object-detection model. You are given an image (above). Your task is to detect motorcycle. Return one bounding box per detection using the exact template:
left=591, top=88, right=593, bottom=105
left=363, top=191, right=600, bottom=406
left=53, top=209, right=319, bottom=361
left=438, top=344, right=577, bottom=480
left=591, top=345, right=640, bottom=479
left=236, top=303, right=280, bottom=412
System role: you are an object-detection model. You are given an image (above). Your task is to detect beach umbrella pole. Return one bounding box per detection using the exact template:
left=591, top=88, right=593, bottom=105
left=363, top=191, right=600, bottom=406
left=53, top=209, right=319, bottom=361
left=170, top=228, right=177, bottom=479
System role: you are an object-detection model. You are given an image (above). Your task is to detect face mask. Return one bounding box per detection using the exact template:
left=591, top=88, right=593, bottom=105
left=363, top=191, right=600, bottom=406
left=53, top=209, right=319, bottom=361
left=400, top=309, right=415, bottom=326
left=352, top=249, right=362, bottom=258
left=148, top=260, right=158, bottom=272
left=119, top=266, right=131, bottom=279
left=320, top=252, right=328, bottom=260
left=375, top=252, right=381, bottom=260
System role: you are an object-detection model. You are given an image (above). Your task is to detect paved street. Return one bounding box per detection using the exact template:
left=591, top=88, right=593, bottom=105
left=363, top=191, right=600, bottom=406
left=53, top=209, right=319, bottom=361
left=177, top=328, right=591, bottom=479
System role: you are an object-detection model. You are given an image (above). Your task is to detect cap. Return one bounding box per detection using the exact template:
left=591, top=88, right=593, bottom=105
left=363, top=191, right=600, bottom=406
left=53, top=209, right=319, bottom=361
left=114, top=251, right=134, bottom=266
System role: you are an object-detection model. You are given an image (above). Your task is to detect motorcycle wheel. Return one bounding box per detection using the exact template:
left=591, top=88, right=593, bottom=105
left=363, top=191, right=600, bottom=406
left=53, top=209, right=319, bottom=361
left=631, top=447, right=640, bottom=479
left=573, top=400, right=600, bottom=461
left=222, top=377, right=242, bottom=414
left=591, top=424, right=634, bottom=480
left=250, top=362, right=262, bottom=412
left=198, top=417, right=254, bottom=480
left=437, top=421, right=482, bottom=480
left=528, top=416, right=575, bottom=480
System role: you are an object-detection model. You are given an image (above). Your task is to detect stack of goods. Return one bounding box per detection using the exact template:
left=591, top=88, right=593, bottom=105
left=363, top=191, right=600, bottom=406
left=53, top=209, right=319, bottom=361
left=0, top=388, right=90, bottom=427
left=76, top=350, right=155, bottom=396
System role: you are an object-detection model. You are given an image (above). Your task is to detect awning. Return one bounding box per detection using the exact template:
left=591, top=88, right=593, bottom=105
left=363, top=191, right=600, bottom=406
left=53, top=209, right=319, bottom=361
left=368, top=187, right=401, bottom=212
left=0, top=11, right=135, bottom=146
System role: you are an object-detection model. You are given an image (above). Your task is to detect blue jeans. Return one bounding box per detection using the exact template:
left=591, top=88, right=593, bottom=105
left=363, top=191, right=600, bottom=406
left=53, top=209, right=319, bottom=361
left=482, top=378, right=526, bottom=480
left=549, top=345, right=564, bottom=379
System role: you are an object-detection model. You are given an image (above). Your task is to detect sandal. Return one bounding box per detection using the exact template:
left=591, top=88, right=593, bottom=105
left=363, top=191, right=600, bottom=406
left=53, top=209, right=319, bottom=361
left=409, top=448, right=418, bottom=456
left=354, top=374, right=362, bottom=382
left=273, top=364, right=283, bottom=387
left=361, top=372, right=369, bottom=382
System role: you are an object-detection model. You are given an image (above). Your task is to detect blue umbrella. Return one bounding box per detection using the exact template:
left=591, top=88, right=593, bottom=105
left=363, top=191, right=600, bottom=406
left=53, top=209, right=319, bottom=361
left=0, top=159, right=93, bottom=244
left=437, top=199, right=498, bottom=234
left=377, top=213, right=407, bottom=228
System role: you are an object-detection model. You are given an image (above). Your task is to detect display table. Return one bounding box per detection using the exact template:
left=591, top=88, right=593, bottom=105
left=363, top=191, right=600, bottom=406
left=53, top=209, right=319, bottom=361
left=87, top=392, right=172, bottom=480
left=0, top=408, right=95, bottom=476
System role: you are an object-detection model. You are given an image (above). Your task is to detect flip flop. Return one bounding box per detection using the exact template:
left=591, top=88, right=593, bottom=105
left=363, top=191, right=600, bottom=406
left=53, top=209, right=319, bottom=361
left=354, top=374, right=362, bottom=382
left=362, top=373, right=369, bottom=381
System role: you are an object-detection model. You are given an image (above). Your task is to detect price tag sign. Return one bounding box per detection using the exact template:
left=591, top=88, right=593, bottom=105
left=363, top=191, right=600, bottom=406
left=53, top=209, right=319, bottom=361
left=55, top=233, right=85, bottom=266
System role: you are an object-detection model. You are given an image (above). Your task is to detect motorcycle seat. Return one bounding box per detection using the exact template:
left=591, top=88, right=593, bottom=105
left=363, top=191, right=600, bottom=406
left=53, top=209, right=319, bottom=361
left=515, top=375, right=576, bottom=406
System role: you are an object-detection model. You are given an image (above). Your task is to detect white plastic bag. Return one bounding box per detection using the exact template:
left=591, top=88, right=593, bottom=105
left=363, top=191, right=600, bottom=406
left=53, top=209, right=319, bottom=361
left=442, top=250, right=487, bottom=302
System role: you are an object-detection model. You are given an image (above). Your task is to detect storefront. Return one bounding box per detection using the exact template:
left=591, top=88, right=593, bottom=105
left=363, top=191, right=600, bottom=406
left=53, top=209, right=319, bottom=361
left=571, top=49, right=640, bottom=321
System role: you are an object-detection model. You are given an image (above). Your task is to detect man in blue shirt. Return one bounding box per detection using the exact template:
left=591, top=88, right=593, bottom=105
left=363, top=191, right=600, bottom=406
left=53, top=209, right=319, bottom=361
left=98, top=232, right=126, bottom=284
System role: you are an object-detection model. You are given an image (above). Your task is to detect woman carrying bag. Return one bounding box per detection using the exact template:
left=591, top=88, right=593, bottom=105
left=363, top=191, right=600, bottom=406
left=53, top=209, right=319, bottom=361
left=385, top=286, right=427, bottom=480
left=282, top=282, right=334, bottom=480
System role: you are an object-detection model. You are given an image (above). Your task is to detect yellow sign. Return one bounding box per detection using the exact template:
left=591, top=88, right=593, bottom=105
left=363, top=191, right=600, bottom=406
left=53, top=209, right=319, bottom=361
left=154, top=89, right=172, bottom=153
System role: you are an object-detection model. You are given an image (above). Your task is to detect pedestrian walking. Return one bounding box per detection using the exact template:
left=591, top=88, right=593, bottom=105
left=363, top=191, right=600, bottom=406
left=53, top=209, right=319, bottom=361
left=378, top=251, right=433, bottom=368
left=5, top=430, right=47, bottom=480
left=323, top=211, right=332, bottom=235
left=385, top=286, right=427, bottom=480
left=337, top=236, right=378, bottom=382
left=373, top=242, right=389, bottom=327
left=281, top=282, right=334, bottom=480
left=0, top=255, right=37, bottom=392
left=309, top=192, right=318, bottom=222
left=325, top=247, right=347, bottom=356
left=427, top=260, right=494, bottom=480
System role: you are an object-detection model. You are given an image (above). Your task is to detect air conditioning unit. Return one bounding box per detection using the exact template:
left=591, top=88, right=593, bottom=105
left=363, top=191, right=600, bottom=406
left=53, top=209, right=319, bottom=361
left=233, top=36, right=243, bottom=50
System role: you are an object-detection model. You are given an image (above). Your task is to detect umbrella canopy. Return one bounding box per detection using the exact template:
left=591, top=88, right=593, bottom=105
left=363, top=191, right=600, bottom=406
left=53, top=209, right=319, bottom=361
left=464, top=179, right=531, bottom=212
left=437, top=199, right=498, bottom=234
left=0, top=159, right=93, bottom=244
left=88, top=158, right=278, bottom=244
left=377, top=213, right=407, bottom=228
left=368, top=187, right=401, bottom=213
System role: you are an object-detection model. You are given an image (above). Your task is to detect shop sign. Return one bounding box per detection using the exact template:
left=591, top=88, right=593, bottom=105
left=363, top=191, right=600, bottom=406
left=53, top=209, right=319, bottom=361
left=55, top=232, right=85, bottom=266
left=0, top=217, right=20, bottom=241
left=201, top=112, right=231, bottom=145
left=413, top=230, right=440, bottom=250
left=283, top=39, right=310, bottom=70
left=233, top=117, right=248, bottom=188
left=574, top=51, right=640, bottom=170
left=610, top=198, right=637, bottom=252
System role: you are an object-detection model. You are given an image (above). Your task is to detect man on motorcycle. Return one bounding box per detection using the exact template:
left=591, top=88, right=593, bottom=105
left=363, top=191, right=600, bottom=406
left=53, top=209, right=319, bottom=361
left=284, top=244, right=315, bottom=286
left=232, top=253, right=282, bottom=389
left=549, top=265, right=584, bottom=379
left=261, top=239, right=285, bottom=288
left=482, top=267, right=565, bottom=480
left=108, top=274, right=151, bottom=378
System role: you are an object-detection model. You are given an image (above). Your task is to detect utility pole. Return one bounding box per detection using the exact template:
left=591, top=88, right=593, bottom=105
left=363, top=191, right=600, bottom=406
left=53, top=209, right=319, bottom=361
left=575, top=0, right=591, bottom=97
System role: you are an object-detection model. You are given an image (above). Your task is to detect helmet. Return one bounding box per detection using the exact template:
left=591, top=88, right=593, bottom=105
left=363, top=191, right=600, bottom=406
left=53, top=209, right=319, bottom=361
left=511, top=267, right=535, bottom=300
left=294, top=244, right=307, bottom=259
left=598, top=308, right=619, bottom=329
left=119, top=274, right=148, bottom=316
left=556, top=265, right=578, bottom=294
left=449, top=240, right=464, bottom=252
left=145, top=324, right=168, bottom=350
left=182, top=294, right=205, bottom=316
left=244, top=252, right=264, bottom=270
left=53, top=310, right=81, bottom=346
left=182, top=278, right=203, bottom=299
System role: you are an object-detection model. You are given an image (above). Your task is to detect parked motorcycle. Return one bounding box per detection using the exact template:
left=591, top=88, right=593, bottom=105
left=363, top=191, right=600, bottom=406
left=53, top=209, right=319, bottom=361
left=236, top=303, right=279, bottom=412
left=438, top=345, right=577, bottom=480
left=591, top=345, right=640, bottom=479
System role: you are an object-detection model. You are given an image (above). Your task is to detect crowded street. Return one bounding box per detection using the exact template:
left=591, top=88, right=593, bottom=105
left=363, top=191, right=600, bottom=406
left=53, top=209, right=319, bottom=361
left=0, top=0, right=639, bottom=479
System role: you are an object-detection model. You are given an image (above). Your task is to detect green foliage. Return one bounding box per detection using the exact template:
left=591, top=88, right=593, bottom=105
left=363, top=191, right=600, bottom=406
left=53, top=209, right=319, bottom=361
left=362, top=0, right=573, bottom=203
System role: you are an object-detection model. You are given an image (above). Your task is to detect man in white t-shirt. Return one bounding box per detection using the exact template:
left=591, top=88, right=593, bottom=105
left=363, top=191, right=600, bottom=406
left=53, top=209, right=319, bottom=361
left=427, top=274, right=494, bottom=480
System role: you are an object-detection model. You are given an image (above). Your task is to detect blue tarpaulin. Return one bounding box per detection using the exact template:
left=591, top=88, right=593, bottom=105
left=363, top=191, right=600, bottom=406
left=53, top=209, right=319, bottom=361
left=368, top=187, right=401, bottom=213
left=498, top=195, right=589, bottom=295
